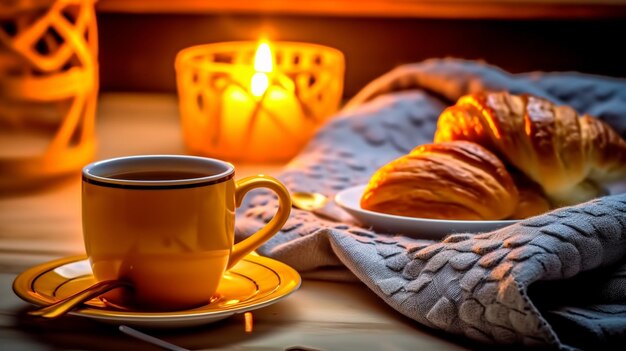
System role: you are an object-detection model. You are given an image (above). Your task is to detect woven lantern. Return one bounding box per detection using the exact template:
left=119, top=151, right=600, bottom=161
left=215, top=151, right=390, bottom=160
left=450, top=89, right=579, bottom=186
left=0, top=0, right=98, bottom=189
left=176, top=41, right=344, bottom=163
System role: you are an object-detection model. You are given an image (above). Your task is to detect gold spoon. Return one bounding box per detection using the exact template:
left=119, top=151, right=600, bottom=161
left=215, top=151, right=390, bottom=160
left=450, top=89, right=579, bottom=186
left=291, top=191, right=345, bottom=222
left=291, top=191, right=329, bottom=211
left=29, top=280, right=131, bottom=319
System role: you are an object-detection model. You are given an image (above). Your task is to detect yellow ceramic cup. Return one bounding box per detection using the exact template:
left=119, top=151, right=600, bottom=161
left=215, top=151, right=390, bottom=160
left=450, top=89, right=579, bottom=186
left=81, top=155, right=291, bottom=311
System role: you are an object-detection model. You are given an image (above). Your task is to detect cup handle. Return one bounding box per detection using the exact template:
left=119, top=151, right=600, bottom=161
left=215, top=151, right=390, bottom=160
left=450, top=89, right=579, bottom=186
left=228, top=175, right=292, bottom=269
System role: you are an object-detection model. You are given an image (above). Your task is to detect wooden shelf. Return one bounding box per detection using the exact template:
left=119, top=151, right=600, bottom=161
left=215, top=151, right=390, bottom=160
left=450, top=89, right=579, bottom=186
left=96, top=0, right=626, bottom=19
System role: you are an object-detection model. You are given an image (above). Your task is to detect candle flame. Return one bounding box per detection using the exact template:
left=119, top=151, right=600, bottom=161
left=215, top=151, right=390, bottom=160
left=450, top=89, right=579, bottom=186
left=251, top=42, right=273, bottom=97
left=251, top=73, right=269, bottom=97
left=254, top=42, right=272, bottom=73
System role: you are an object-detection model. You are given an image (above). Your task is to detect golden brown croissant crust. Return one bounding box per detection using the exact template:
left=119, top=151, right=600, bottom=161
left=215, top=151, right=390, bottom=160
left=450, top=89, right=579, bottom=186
left=360, top=141, right=519, bottom=220
left=434, top=91, right=626, bottom=206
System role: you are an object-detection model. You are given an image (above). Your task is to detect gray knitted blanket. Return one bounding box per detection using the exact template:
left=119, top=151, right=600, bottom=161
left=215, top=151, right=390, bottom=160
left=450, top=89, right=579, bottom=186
left=235, top=59, right=626, bottom=350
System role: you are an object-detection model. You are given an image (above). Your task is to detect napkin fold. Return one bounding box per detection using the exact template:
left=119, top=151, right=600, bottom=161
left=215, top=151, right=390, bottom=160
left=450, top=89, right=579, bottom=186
left=235, top=58, right=626, bottom=350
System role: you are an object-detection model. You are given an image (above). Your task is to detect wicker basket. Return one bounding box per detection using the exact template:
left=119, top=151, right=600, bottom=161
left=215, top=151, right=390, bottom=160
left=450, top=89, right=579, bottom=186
left=0, top=0, right=98, bottom=190
left=176, top=41, right=344, bottom=162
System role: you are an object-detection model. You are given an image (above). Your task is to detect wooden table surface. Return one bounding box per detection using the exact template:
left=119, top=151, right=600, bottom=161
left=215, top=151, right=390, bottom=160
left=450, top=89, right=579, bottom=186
left=0, top=93, right=469, bottom=350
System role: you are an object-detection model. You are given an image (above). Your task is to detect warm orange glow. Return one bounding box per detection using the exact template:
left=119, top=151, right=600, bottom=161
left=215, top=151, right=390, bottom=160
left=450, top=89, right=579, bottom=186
left=251, top=42, right=273, bottom=97
left=524, top=113, right=532, bottom=136
left=0, top=0, right=98, bottom=190
left=244, top=312, right=254, bottom=332
left=175, top=41, right=344, bottom=162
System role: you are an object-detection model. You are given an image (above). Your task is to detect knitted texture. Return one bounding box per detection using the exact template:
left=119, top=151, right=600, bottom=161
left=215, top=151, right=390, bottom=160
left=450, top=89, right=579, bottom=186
left=235, top=59, right=626, bottom=350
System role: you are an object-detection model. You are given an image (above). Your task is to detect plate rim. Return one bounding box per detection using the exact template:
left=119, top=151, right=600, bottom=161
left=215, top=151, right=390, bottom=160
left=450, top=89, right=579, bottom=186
left=13, top=254, right=301, bottom=322
left=335, top=184, right=519, bottom=225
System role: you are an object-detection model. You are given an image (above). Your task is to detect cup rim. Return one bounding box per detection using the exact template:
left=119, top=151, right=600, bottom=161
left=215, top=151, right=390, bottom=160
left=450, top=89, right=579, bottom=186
left=82, top=155, right=235, bottom=189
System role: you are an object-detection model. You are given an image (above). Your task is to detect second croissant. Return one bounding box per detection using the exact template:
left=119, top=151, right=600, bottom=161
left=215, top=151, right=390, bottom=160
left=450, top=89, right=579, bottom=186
left=361, top=141, right=520, bottom=220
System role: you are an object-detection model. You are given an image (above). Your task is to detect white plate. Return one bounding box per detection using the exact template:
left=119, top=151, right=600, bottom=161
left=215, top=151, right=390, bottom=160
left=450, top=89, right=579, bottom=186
left=335, top=185, right=518, bottom=239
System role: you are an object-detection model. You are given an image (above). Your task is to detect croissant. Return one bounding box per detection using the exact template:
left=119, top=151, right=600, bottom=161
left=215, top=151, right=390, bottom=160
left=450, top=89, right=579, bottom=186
left=360, top=141, right=519, bottom=220
left=509, top=171, right=551, bottom=219
left=434, top=92, right=626, bottom=206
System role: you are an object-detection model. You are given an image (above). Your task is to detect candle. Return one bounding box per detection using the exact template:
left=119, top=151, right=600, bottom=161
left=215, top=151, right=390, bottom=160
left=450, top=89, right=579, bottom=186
left=176, top=40, right=344, bottom=162
left=220, top=42, right=306, bottom=160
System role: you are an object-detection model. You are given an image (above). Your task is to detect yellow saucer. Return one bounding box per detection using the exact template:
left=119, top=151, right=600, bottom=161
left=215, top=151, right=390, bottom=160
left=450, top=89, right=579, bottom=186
left=13, top=254, right=301, bottom=328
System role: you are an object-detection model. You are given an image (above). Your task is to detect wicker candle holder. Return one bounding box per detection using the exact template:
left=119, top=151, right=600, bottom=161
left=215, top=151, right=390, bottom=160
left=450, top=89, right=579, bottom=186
left=0, top=0, right=98, bottom=189
left=175, top=41, right=344, bottom=162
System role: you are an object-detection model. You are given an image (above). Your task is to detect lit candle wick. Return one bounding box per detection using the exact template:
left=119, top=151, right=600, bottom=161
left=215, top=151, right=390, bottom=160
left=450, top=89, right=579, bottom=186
left=251, top=42, right=272, bottom=97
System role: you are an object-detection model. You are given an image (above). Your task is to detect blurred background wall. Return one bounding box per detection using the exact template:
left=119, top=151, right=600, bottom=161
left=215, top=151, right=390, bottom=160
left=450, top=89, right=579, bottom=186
left=96, top=0, right=626, bottom=98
